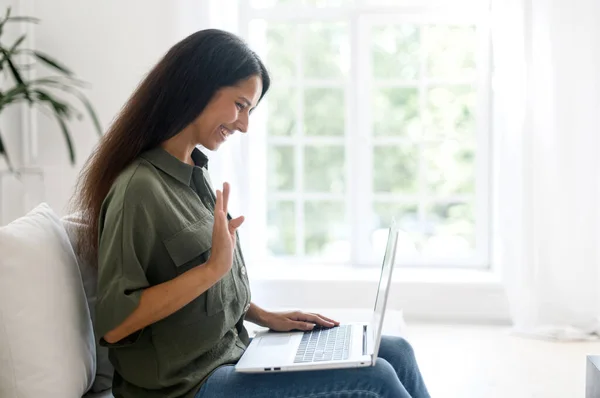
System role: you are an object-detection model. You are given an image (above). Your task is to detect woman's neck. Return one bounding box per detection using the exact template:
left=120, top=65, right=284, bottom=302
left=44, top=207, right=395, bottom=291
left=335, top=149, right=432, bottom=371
left=160, top=132, right=196, bottom=166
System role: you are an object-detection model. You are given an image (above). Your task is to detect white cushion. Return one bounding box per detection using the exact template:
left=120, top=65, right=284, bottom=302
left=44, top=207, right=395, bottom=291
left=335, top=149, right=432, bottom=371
left=62, top=213, right=114, bottom=392
left=0, top=203, right=95, bottom=397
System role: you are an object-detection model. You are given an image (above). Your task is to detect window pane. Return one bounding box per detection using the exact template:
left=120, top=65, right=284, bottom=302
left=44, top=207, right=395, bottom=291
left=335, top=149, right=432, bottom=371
left=372, top=202, right=420, bottom=257
left=304, top=200, right=349, bottom=259
left=425, top=25, right=477, bottom=80
left=424, top=141, right=475, bottom=195
left=267, top=87, right=297, bottom=136
left=268, top=145, right=295, bottom=191
left=257, top=22, right=296, bottom=81
left=304, top=88, right=345, bottom=136
left=267, top=201, right=296, bottom=255
left=425, top=86, right=476, bottom=139
left=373, top=145, right=419, bottom=193
left=424, top=201, right=475, bottom=257
left=302, top=22, right=349, bottom=78
left=304, top=145, right=345, bottom=193
left=372, top=88, right=420, bottom=137
left=372, top=24, right=420, bottom=80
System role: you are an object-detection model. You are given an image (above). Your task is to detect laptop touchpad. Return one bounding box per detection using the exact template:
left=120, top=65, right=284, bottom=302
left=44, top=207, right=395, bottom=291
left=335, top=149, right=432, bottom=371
left=258, top=334, right=292, bottom=347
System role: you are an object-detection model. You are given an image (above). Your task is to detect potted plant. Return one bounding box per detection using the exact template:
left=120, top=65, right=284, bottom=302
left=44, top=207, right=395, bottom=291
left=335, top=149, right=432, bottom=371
left=0, top=6, right=102, bottom=172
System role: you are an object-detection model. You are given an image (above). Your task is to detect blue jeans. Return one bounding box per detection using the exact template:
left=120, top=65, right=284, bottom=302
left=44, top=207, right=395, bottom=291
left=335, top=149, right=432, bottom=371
left=196, top=335, right=430, bottom=398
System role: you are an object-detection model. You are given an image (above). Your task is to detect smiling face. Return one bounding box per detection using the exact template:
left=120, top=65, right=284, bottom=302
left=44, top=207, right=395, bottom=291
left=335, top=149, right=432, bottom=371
left=190, top=75, right=263, bottom=151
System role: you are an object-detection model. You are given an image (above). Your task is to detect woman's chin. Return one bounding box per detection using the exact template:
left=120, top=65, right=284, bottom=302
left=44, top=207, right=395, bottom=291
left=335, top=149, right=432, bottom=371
left=199, top=134, right=226, bottom=151
left=202, top=140, right=222, bottom=151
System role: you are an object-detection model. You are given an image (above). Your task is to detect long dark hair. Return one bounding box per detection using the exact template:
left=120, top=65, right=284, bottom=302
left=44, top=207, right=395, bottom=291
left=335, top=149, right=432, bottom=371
left=70, top=29, right=270, bottom=260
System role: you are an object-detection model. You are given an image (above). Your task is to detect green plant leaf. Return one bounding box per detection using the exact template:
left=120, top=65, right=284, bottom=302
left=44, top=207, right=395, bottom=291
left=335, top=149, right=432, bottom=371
left=0, top=129, right=13, bottom=172
left=6, top=16, right=39, bottom=23
left=75, top=92, right=102, bottom=135
left=9, top=34, right=26, bottom=53
left=28, top=75, right=88, bottom=89
left=0, top=84, right=29, bottom=108
left=35, top=88, right=72, bottom=116
left=26, top=77, right=102, bottom=135
left=1, top=48, right=25, bottom=85
left=53, top=84, right=102, bottom=136
left=0, top=6, right=101, bottom=166
left=0, top=6, right=38, bottom=37
left=0, top=7, right=10, bottom=36
left=0, top=48, right=32, bottom=104
left=52, top=110, right=75, bottom=164
left=33, top=51, right=73, bottom=76
left=32, top=89, right=77, bottom=163
left=33, top=92, right=75, bottom=164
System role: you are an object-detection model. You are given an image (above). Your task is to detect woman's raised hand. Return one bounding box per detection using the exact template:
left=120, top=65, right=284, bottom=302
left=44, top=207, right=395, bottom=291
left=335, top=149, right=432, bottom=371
left=207, top=182, right=244, bottom=279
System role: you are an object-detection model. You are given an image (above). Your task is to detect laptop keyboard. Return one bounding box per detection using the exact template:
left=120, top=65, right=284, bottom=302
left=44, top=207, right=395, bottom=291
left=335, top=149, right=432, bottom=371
left=294, top=325, right=352, bottom=363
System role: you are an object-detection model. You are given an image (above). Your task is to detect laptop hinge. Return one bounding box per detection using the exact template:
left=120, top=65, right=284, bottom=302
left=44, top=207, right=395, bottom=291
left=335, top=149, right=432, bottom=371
left=362, top=324, right=368, bottom=356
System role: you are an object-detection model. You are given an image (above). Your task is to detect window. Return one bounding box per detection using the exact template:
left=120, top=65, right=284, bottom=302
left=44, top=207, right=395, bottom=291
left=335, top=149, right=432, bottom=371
left=239, top=0, right=491, bottom=268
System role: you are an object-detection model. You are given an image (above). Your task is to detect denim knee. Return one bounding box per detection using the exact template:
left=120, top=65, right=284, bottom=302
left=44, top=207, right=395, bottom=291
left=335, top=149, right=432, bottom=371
left=370, top=359, right=409, bottom=396
left=382, top=336, right=418, bottom=369
left=393, top=336, right=416, bottom=358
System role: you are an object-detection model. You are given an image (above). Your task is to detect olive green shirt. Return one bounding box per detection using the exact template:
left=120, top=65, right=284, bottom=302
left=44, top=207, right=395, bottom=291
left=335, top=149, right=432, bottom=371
left=95, top=146, right=252, bottom=398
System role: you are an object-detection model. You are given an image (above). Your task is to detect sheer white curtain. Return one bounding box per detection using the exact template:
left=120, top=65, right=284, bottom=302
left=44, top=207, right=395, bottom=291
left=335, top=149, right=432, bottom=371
left=493, top=0, right=600, bottom=340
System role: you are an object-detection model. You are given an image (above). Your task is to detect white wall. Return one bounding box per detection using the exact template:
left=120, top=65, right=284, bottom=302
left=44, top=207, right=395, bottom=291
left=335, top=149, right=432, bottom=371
left=1, top=0, right=204, bottom=223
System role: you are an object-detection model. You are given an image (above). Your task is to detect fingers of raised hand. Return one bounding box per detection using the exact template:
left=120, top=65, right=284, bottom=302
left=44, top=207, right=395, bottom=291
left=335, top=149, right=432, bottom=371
left=215, top=189, right=224, bottom=212
left=229, top=215, right=245, bottom=233
left=222, top=182, right=230, bottom=213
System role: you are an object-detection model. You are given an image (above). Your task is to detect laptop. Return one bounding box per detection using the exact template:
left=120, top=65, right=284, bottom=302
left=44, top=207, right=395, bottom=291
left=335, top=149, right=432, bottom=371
left=235, top=219, right=400, bottom=373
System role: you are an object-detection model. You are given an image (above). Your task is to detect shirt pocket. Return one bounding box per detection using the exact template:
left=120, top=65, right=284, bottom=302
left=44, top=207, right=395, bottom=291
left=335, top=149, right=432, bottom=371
left=163, top=217, right=230, bottom=317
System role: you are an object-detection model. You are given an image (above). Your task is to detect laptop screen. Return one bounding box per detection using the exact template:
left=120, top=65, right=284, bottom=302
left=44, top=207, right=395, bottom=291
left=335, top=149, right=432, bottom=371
left=370, top=220, right=400, bottom=357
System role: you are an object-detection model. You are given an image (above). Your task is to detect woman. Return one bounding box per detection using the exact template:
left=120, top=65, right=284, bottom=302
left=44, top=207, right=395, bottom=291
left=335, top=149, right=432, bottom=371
left=71, top=29, right=430, bottom=398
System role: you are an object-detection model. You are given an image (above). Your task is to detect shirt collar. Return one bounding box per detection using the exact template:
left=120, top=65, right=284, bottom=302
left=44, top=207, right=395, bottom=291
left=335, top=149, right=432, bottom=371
left=140, top=146, right=208, bottom=186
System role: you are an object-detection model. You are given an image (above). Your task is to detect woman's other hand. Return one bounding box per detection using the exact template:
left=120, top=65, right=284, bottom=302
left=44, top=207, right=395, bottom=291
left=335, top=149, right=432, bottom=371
left=207, top=182, right=244, bottom=279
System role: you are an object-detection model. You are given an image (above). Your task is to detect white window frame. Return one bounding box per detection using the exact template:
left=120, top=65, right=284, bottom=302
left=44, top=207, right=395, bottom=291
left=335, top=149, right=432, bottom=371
left=238, top=0, right=492, bottom=270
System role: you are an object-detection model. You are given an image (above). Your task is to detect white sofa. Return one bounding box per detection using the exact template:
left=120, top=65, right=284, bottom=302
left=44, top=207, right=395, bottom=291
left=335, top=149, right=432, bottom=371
left=0, top=203, right=114, bottom=398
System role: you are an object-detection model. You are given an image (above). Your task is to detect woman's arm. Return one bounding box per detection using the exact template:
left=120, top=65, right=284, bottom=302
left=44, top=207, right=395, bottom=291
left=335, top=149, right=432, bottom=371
left=245, top=302, right=271, bottom=328
left=104, top=184, right=242, bottom=344
left=103, top=262, right=220, bottom=344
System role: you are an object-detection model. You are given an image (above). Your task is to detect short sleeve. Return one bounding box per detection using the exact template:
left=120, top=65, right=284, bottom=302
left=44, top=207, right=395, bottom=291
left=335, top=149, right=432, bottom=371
left=95, top=192, right=154, bottom=348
